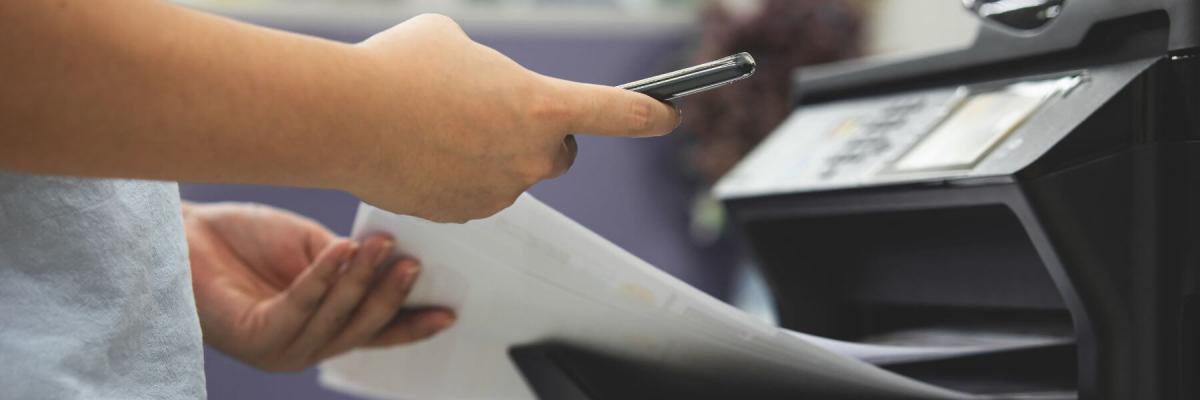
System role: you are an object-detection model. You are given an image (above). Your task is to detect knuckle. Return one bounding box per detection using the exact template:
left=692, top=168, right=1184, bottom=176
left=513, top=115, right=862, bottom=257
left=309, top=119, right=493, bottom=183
left=526, top=94, right=573, bottom=126
left=413, top=13, right=463, bottom=35
left=414, top=13, right=455, bottom=27
left=627, top=100, right=655, bottom=134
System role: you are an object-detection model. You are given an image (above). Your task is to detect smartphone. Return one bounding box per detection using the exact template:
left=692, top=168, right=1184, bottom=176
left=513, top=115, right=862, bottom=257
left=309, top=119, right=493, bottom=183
left=618, top=52, right=756, bottom=101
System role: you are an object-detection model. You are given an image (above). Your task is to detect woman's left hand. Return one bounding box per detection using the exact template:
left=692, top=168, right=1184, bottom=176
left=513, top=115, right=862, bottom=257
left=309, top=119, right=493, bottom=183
left=182, top=202, right=454, bottom=372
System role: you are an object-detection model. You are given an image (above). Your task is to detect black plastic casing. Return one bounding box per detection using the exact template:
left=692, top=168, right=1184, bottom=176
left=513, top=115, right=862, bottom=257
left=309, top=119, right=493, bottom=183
left=721, top=3, right=1200, bottom=400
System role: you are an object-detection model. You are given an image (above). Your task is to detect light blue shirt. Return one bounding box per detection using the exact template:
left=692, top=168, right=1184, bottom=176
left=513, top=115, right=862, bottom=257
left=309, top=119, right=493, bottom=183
left=0, top=173, right=206, bottom=399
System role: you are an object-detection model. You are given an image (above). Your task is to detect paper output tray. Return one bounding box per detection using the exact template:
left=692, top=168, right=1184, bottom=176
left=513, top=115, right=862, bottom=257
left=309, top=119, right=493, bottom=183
left=509, top=341, right=1079, bottom=400
left=509, top=341, right=854, bottom=400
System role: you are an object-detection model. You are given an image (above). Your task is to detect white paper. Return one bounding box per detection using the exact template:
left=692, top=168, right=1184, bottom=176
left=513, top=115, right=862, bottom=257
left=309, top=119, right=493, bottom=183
left=793, top=331, right=1071, bottom=365
left=319, top=194, right=973, bottom=400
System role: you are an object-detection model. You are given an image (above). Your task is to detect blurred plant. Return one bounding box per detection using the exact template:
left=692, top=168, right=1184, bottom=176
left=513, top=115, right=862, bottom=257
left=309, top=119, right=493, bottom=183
left=677, top=0, right=862, bottom=245
left=683, top=0, right=863, bottom=185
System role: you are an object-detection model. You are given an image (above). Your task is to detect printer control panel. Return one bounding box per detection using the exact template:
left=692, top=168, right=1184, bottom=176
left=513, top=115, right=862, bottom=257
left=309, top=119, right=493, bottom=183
left=818, top=96, right=928, bottom=179
left=715, top=75, right=1083, bottom=199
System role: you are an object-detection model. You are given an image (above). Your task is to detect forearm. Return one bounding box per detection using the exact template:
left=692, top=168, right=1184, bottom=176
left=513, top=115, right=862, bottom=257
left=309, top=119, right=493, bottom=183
left=0, top=1, right=378, bottom=188
left=1, top=2, right=680, bottom=222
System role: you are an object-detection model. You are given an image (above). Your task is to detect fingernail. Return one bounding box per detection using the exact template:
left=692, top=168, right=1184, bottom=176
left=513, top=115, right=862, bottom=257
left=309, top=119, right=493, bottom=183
left=398, top=261, right=420, bottom=286
left=375, top=239, right=394, bottom=263
left=420, top=312, right=455, bottom=333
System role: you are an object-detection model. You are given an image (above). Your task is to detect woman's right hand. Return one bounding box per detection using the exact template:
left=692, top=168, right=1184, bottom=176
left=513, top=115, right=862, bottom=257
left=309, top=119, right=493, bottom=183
left=343, top=14, right=680, bottom=223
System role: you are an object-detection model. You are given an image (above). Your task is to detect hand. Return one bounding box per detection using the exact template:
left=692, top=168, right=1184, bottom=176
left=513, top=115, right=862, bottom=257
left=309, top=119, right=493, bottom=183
left=182, top=202, right=455, bottom=372
left=343, top=14, right=680, bottom=223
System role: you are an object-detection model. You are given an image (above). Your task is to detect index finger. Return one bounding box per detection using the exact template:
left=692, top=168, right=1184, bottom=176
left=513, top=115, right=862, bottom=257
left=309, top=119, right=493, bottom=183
left=552, top=78, right=680, bottom=138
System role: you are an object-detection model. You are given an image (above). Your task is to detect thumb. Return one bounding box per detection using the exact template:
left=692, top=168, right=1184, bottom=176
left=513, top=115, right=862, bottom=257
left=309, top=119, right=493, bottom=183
left=549, top=77, right=680, bottom=138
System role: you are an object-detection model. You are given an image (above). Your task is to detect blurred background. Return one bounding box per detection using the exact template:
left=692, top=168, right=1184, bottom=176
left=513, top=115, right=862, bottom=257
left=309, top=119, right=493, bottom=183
left=171, top=0, right=979, bottom=398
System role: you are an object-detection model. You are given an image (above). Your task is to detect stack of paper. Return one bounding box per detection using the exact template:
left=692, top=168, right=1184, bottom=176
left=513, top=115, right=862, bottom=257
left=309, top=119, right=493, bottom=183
left=319, top=194, right=1060, bottom=400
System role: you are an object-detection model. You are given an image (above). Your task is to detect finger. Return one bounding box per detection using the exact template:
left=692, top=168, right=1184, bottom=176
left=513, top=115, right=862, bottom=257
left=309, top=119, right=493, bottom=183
left=285, top=235, right=394, bottom=358
left=315, top=258, right=421, bottom=359
left=261, top=239, right=356, bottom=338
left=303, top=224, right=338, bottom=262
left=552, top=78, right=680, bottom=137
left=547, top=135, right=578, bottom=179
left=365, top=308, right=456, bottom=348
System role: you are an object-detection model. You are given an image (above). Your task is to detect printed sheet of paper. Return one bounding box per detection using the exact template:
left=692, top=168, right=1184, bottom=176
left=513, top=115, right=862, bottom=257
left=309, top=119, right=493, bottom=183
left=319, top=194, right=973, bottom=400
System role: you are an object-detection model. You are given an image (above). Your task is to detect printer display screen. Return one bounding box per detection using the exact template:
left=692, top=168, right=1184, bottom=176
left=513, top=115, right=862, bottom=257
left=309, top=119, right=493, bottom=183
left=891, top=88, right=1049, bottom=172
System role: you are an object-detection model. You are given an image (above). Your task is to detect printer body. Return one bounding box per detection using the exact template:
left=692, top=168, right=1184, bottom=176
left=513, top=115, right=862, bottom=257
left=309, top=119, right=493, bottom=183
left=716, top=0, right=1200, bottom=398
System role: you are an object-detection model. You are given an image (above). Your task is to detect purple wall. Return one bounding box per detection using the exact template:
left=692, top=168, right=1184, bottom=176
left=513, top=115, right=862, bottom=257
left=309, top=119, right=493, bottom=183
left=183, top=26, right=736, bottom=400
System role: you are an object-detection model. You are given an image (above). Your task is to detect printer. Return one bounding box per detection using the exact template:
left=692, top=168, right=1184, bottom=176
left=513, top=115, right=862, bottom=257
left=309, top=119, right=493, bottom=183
left=712, top=0, right=1200, bottom=398
left=504, top=1, right=1200, bottom=399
